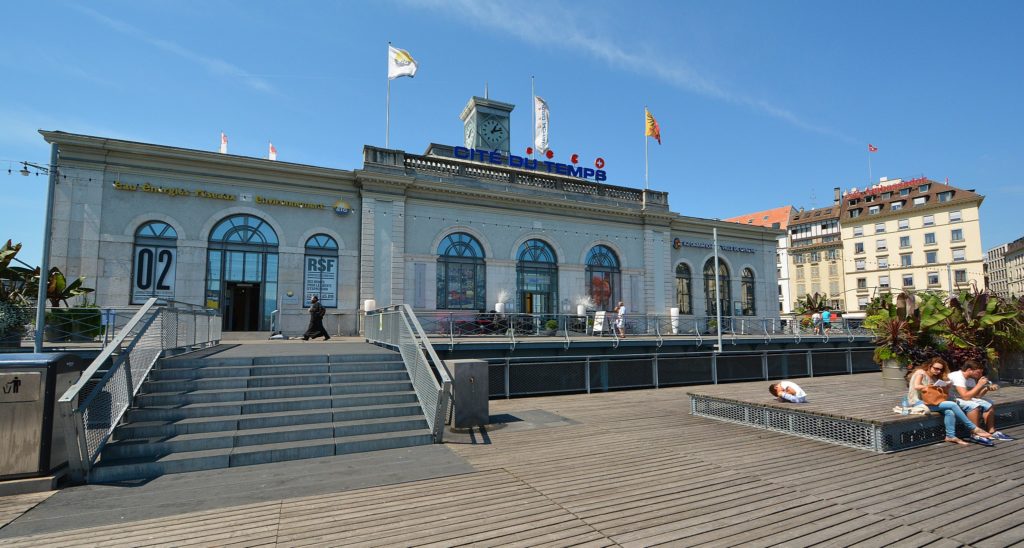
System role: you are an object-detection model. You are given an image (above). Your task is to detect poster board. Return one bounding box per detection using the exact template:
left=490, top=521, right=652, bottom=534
left=593, top=311, right=607, bottom=333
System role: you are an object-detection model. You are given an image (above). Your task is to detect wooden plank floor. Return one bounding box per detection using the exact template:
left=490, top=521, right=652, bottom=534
left=2, top=377, right=1023, bottom=546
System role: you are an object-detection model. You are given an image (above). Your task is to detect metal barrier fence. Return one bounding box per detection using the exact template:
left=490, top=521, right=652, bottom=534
left=364, top=304, right=452, bottom=442
left=485, top=347, right=877, bottom=398
left=416, top=311, right=874, bottom=348
left=57, top=299, right=221, bottom=481
left=7, top=306, right=155, bottom=349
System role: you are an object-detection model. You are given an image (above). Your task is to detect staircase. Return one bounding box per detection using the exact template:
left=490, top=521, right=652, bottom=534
left=89, top=350, right=433, bottom=483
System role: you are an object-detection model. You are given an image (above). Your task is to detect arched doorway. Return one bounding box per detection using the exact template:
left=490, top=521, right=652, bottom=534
left=586, top=244, right=620, bottom=311
left=436, top=232, right=486, bottom=310
left=516, top=239, right=558, bottom=315
left=131, top=221, right=177, bottom=304
left=703, top=258, right=731, bottom=317
left=206, top=214, right=279, bottom=331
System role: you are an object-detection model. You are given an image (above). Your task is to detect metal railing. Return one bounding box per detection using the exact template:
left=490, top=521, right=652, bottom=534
left=484, top=346, right=878, bottom=399
left=6, top=306, right=157, bottom=349
left=364, top=304, right=452, bottom=442
left=412, top=311, right=875, bottom=348
left=57, top=299, right=221, bottom=481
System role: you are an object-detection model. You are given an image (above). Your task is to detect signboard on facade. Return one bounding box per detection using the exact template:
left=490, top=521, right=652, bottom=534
left=304, top=257, right=338, bottom=307
left=132, top=246, right=176, bottom=304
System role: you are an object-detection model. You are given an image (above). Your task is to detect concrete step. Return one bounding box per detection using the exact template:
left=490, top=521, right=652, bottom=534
left=88, top=429, right=434, bottom=483
left=125, top=391, right=421, bottom=421
left=136, top=380, right=415, bottom=406
left=159, top=353, right=401, bottom=369
left=103, top=416, right=430, bottom=460
left=144, top=370, right=411, bottom=392
left=149, top=361, right=406, bottom=381
left=116, top=402, right=425, bottom=439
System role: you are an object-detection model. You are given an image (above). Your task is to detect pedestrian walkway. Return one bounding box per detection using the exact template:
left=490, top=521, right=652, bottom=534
left=2, top=377, right=1023, bottom=546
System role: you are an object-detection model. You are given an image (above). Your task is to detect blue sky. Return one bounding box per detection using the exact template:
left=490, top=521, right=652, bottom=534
left=2, top=1, right=1022, bottom=266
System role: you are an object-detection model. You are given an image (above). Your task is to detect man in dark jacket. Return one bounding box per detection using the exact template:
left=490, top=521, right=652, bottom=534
left=302, top=295, right=330, bottom=341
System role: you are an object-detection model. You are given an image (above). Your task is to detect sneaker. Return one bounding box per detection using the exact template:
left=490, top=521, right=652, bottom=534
left=970, top=435, right=995, bottom=447
left=992, top=431, right=1015, bottom=441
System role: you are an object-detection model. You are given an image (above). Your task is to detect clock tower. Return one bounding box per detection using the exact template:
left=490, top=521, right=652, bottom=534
left=460, top=96, right=515, bottom=155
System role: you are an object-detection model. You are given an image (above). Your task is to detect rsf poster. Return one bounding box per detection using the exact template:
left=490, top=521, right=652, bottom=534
left=304, top=256, right=337, bottom=307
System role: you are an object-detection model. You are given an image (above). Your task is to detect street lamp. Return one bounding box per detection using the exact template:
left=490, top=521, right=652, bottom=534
left=21, top=152, right=59, bottom=353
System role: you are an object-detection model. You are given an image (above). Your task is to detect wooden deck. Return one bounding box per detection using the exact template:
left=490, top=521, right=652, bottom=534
left=3, top=376, right=1024, bottom=546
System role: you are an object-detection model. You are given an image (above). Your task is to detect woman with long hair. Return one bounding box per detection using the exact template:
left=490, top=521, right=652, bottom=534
left=908, top=357, right=993, bottom=446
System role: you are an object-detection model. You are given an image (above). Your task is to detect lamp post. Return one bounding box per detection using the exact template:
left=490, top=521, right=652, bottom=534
left=22, top=147, right=59, bottom=353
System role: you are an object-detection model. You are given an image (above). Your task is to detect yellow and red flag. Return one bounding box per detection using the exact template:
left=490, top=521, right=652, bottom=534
left=645, top=108, right=661, bottom=144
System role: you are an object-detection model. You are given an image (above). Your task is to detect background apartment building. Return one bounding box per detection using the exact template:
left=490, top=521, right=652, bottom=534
left=986, top=243, right=1010, bottom=297
left=787, top=199, right=845, bottom=315
left=1005, top=238, right=1024, bottom=298
left=724, top=205, right=798, bottom=317
left=839, top=177, right=984, bottom=312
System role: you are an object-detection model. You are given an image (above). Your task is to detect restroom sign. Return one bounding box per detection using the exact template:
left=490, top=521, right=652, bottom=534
left=304, top=256, right=338, bottom=307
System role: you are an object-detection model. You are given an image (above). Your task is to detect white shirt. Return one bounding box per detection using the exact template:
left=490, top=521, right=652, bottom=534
left=779, top=380, right=806, bottom=398
left=948, top=370, right=982, bottom=403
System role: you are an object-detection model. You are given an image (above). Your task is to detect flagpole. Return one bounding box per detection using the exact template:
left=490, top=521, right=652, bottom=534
left=644, top=106, right=649, bottom=190
left=867, top=149, right=872, bottom=185
left=386, top=42, right=391, bottom=148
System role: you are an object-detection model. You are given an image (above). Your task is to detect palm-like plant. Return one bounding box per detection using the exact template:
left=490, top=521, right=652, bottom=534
left=940, top=283, right=1020, bottom=368
left=793, top=292, right=830, bottom=315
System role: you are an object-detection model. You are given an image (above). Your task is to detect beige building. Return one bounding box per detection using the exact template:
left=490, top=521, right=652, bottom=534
left=724, top=205, right=798, bottom=316
left=1005, top=238, right=1024, bottom=298
left=839, top=177, right=984, bottom=311
left=986, top=243, right=1010, bottom=297
left=787, top=200, right=846, bottom=314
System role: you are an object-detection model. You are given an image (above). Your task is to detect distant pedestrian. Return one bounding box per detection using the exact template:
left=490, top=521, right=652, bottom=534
left=614, top=300, right=627, bottom=338
left=822, top=309, right=832, bottom=335
left=811, top=312, right=822, bottom=335
left=302, top=295, right=331, bottom=341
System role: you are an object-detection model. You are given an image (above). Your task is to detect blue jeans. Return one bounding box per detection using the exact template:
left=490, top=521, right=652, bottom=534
left=928, top=401, right=978, bottom=438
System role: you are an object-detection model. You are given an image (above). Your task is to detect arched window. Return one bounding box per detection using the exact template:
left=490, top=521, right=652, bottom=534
left=675, top=263, right=692, bottom=315
left=304, top=234, right=339, bottom=308
left=741, top=268, right=756, bottom=316
left=586, top=245, right=620, bottom=311
left=207, top=214, right=279, bottom=331
left=703, top=258, right=731, bottom=317
left=437, top=232, right=485, bottom=310
left=132, top=221, right=177, bottom=304
left=516, top=239, right=558, bottom=315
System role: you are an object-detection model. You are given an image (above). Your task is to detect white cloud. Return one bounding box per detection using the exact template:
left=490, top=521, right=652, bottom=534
left=70, top=5, right=276, bottom=95
left=411, top=0, right=854, bottom=143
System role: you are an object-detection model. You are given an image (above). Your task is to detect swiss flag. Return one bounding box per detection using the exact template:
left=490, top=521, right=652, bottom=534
left=868, top=144, right=878, bottom=153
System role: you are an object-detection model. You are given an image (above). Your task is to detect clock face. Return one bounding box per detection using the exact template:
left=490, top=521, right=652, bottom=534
left=479, top=117, right=507, bottom=148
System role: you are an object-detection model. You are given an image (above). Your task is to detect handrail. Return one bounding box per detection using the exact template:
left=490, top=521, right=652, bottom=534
left=364, top=305, right=451, bottom=442
left=58, top=298, right=221, bottom=482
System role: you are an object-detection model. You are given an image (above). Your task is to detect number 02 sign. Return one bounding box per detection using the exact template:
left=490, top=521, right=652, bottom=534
left=132, top=246, right=176, bottom=304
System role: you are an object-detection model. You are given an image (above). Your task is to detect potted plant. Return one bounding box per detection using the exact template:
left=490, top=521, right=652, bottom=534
left=938, top=284, right=1022, bottom=380
left=36, top=266, right=96, bottom=342
left=865, top=291, right=951, bottom=389
left=0, top=240, right=34, bottom=349
left=543, top=318, right=559, bottom=336
left=494, top=289, right=511, bottom=314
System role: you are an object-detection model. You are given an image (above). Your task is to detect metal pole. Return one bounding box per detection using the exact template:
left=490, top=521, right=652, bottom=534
left=713, top=227, right=723, bottom=353
left=386, top=77, right=391, bottom=148
left=34, top=143, right=59, bottom=353
left=947, top=263, right=954, bottom=297
left=531, top=76, right=536, bottom=160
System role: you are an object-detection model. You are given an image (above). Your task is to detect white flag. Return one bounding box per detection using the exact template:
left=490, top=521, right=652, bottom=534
left=387, top=45, right=418, bottom=80
left=219, top=132, right=228, bottom=154
left=534, top=96, right=550, bottom=153
left=268, top=142, right=277, bottom=161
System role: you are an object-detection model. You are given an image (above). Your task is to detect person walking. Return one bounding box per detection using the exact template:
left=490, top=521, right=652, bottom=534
left=302, top=295, right=331, bottom=341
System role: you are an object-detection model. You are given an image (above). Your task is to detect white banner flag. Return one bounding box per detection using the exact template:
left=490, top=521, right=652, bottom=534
left=534, top=96, right=549, bottom=153
left=387, top=45, right=418, bottom=80
left=268, top=142, right=277, bottom=161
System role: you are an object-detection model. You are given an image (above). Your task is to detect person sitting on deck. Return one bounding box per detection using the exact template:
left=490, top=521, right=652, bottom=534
left=949, top=359, right=1014, bottom=442
left=769, top=380, right=807, bottom=403
left=907, top=357, right=994, bottom=447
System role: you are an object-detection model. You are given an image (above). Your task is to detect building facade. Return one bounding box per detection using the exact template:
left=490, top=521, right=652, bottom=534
left=39, top=97, right=780, bottom=334
left=986, top=243, right=1010, bottom=297
left=839, top=177, right=985, bottom=311
left=1005, top=238, right=1024, bottom=298
left=724, top=205, right=797, bottom=317
left=786, top=202, right=846, bottom=313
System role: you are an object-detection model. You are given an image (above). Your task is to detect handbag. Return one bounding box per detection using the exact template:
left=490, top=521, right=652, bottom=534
left=921, top=385, right=948, bottom=406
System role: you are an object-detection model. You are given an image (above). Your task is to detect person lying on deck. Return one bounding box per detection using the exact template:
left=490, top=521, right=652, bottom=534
left=949, top=359, right=1014, bottom=442
left=769, top=380, right=807, bottom=403
left=908, top=357, right=994, bottom=447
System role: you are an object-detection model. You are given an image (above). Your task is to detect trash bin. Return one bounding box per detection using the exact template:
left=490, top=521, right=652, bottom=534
left=449, top=359, right=489, bottom=429
left=0, top=353, right=87, bottom=480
